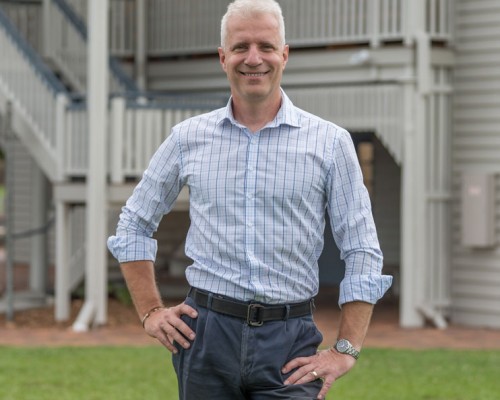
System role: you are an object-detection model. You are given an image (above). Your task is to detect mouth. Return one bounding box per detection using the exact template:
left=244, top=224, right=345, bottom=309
left=240, top=71, right=268, bottom=77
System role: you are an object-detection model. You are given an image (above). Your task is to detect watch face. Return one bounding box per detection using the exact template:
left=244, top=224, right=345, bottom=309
left=336, top=339, right=349, bottom=352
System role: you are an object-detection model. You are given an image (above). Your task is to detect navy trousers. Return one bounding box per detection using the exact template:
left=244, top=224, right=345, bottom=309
left=172, top=295, right=323, bottom=399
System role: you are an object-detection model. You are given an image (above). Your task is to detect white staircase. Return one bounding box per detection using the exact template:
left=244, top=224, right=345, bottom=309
left=0, top=4, right=224, bottom=322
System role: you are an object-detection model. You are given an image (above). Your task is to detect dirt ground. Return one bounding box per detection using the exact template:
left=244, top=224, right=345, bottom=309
left=2, top=293, right=500, bottom=350
left=1, top=251, right=500, bottom=349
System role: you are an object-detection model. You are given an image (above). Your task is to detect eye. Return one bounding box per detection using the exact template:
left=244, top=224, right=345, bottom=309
left=232, top=44, right=248, bottom=52
left=260, top=43, right=276, bottom=51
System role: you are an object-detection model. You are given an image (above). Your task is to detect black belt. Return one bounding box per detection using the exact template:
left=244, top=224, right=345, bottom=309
left=188, top=287, right=314, bottom=327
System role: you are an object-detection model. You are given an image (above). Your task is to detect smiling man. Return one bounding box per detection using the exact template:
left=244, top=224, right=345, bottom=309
left=218, top=8, right=288, bottom=128
left=108, top=1, right=392, bottom=399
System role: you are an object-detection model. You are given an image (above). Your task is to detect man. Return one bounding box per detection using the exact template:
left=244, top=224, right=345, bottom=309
left=108, top=0, right=392, bottom=399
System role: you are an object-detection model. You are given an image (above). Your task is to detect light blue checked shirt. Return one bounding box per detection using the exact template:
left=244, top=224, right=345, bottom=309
left=108, top=91, right=392, bottom=305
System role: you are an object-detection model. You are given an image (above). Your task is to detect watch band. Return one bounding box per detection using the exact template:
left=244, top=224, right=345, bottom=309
left=334, top=338, right=360, bottom=360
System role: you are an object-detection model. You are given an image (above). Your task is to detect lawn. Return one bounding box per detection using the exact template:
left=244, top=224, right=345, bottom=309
left=0, top=347, right=499, bottom=400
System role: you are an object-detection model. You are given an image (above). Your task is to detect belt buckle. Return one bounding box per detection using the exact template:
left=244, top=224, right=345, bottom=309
left=246, top=303, right=264, bottom=326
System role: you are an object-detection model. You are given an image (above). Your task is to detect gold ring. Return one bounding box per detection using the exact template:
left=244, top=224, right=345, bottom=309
left=310, top=370, right=318, bottom=379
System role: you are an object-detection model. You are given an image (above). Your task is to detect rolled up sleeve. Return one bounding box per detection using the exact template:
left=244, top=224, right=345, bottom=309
left=339, top=273, right=393, bottom=305
left=327, top=129, right=393, bottom=306
left=107, top=230, right=158, bottom=263
left=107, top=130, right=184, bottom=264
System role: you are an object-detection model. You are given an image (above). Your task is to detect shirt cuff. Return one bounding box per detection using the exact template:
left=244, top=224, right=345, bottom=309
left=107, top=235, right=158, bottom=263
left=339, top=274, right=393, bottom=307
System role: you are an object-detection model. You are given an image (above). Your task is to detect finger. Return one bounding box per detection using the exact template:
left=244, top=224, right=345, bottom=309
left=160, top=306, right=198, bottom=342
left=161, top=321, right=193, bottom=349
left=145, top=313, right=191, bottom=350
left=163, top=316, right=196, bottom=343
left=177, top=303, right=198, bottom=319
left=152, top=330, right=179, bottom=354
left=283, top=365, right=316, bottom=385
left=316, top=379, right=334, bottom=400
left=281, top=356, right=309, bottom=374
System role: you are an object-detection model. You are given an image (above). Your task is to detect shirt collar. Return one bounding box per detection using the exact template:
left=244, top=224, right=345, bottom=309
left=216, top=89, right=301, bottom=129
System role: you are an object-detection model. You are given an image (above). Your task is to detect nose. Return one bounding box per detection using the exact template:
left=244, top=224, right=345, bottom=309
left=245, top=45, right=262, bottom=67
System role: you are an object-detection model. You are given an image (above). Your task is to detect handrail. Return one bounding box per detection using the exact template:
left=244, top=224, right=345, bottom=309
left=1, top=1, right=226, bottom=183
left=0, top=7, right=67, bottom=95
left=123, top=92, right=229, bottom=110
left=50, top=0, right=138, bottom=93
left=0, top=0, right=43, bottom=54
left=0, top=6, right=69, bottom=180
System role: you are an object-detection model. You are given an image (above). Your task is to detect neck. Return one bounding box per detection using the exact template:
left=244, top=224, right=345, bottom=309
left=232, top=93, right=282, bottom=133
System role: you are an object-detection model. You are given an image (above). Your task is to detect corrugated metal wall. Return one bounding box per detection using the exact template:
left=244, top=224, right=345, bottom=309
left=451, top=0, right=500, bottom=327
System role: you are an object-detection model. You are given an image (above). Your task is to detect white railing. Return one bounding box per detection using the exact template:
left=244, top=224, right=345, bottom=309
left=64, top=0, right=137, bottom=56
left=1, top=5, right=224, bottom=183
left=0, top=0, right=43, bottom=54
left=62, top=0, right=137, bottom=56
left=287, top=84, right=404, bottom=165
left=46, top=0, right=136, bottom=93
left=0, top=7, right=66, bottom=179
left=63, top=95, right=226, bottom=181
left=45, top=0, right=86, bottom=92
left=63, top=0, right=454, bottom=57
left=426, top=0, right=454, bottom=41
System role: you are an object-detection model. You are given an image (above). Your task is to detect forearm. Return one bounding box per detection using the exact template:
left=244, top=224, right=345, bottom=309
left=337, top=301, right=374, bottom=350
left=120, top=260, right=164, bottom=319
left=282, top=300, right=374, bottom=398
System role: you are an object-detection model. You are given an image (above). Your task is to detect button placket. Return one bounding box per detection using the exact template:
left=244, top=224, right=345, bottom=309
left=245, top=135, right=259, bottom=264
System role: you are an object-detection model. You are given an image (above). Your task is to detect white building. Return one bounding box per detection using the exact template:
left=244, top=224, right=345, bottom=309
left=0, top=0, right=499, bottom=330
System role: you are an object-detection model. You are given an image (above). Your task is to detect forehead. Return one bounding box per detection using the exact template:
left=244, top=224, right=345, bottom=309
left=225, top=13, right=282, bottom=45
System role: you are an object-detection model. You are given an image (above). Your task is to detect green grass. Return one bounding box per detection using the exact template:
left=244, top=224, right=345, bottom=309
left=0, top=347, right=177, bottom=400
left=0, top=347, right=499, bottom=400
left=333, top=348, right=500, bottom=400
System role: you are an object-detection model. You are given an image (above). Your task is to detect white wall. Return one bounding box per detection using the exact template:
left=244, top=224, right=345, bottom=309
left=451, top=0, right=500, bottom=328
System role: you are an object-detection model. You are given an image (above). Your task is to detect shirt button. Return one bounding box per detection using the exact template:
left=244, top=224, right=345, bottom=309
left=247, top=222, right=253, bottom=228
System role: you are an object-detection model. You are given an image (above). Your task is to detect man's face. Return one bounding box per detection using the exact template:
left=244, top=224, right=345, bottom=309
left=218, top=13, right=289, bottom=105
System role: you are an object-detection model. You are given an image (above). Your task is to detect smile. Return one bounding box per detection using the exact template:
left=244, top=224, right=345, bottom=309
left=240, top=72, right=267, bottom=77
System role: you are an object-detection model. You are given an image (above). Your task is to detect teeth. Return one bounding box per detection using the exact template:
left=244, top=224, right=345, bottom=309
left=244, top=73, right=265, bottom=77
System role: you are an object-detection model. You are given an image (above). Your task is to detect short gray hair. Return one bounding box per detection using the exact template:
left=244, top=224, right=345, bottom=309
left=220, top=0, right=286, bottom=49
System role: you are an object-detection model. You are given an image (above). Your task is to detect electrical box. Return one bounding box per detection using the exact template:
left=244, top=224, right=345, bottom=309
left=461, top=173, right=496, bottom=248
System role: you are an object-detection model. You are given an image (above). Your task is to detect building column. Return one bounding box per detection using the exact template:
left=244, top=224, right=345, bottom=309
left=400, top=78, right=427, bottom=328
left=135, top=0, right=147, bottom=90
left=73, top=0, right=109, bottom=330
left=55, top=199, right=70, bottom=321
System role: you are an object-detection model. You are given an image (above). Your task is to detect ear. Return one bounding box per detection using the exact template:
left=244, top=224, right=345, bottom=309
left=218, top=47, right=227, bottom=72
left=282, top=45, right=289, bottom=70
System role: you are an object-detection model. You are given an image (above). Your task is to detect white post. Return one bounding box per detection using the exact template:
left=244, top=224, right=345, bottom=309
left=73, top=0, right=109, bottom=330
left=55, top=93, right=68, bottom=182
left=42, top=0, right=51, bottom=58
left=369, top=0, right=380, bottom=48
left=398, top=0, right=430, bottom=327
left=136, top=0, right=147, bottom=91
left=110, top=96, right=125, bottom=184
left=399, top=81, right=425, bottom=328
left=404, top=0, right=416, bottom=46
left=400, top=27, right=431, bottom=328
left=55, top=200, right=70, bottom=321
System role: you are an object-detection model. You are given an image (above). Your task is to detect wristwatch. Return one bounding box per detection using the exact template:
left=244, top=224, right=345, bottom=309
left=334, top=338, right=360, bottom=360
